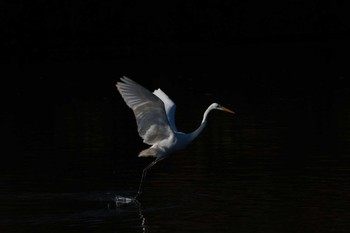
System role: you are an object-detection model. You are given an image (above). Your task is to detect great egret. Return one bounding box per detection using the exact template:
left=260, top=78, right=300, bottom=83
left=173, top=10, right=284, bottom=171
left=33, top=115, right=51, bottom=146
left=116, top=76, right=235, bottom=199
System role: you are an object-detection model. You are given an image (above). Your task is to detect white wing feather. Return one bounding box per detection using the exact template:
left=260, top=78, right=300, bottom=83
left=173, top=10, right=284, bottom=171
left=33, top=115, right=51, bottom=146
left=153, top=88, right=177, bottom=132
left=116, top=77, right=174, bottom=145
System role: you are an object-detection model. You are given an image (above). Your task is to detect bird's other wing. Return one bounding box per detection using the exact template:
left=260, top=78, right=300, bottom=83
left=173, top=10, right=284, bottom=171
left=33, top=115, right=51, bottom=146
left=153, top=88, right=178, bottom=132
left=116, top=76, right=174, bottom=145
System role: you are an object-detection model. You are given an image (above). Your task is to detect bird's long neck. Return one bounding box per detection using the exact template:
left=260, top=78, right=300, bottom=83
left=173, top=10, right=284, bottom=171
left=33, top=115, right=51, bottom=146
left=187, top=106, right=212, bottom=142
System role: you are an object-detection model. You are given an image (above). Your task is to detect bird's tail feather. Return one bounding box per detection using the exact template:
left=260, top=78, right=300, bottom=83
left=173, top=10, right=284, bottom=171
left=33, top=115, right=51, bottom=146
left=138, top=148, right=158, bottom=158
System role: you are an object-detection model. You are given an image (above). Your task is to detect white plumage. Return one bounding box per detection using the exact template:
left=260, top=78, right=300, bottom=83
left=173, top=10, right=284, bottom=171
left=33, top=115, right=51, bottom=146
left=116, top=76, right=235, bottom=198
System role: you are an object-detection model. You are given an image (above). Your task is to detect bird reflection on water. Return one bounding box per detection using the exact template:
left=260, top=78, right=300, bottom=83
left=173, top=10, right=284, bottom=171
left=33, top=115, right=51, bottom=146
left=114, top=195, right=147, bottom=233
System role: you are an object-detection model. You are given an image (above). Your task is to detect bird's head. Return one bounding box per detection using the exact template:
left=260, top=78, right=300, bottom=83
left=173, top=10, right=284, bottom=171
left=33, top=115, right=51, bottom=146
left=210, top=103, right=235, bottom=114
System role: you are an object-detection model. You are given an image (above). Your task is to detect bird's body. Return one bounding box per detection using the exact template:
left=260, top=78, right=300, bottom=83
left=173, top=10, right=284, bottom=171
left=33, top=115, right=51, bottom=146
left=116, top=76, right=234, bottom=198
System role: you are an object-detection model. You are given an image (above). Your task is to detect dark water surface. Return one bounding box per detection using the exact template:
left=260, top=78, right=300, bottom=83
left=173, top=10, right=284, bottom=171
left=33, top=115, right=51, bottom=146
left=1, top=80, right=350, bottom=232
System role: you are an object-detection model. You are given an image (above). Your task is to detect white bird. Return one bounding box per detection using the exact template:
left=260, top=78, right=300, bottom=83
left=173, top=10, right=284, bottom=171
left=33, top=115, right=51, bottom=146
left=116, top=76, right=235, bottom=199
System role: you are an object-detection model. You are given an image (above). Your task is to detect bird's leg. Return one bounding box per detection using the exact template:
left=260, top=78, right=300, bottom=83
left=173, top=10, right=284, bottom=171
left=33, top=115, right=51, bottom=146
left=134, top=159, right=161, bottom=199
left=135, top=160, right=157, bottom=199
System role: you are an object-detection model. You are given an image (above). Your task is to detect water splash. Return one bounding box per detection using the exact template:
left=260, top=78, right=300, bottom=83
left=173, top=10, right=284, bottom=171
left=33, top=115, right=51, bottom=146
left=114, top=195, right=139, bottom=207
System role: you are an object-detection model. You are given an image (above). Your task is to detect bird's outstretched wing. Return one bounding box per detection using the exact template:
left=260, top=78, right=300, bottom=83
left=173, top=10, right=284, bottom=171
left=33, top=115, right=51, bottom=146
left=116, top=76, right=174, bottom=145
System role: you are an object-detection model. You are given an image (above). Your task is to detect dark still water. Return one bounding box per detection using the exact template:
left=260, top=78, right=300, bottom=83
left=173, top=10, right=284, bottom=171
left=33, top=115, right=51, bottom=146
left=1, top=86, right=350, bottom=233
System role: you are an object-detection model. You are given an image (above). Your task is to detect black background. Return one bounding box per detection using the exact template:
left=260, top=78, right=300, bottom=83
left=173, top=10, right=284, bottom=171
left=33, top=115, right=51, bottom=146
left=1, top=3, right=350, bottom=232
left=1, top=0, right=350, bottom=159
left=1, top=1, right=350, bottom=92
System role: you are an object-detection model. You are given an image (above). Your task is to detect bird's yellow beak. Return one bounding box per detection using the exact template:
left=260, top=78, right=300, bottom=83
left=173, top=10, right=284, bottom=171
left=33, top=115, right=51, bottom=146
left=222, top=107, right=235, bottom=114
